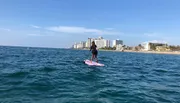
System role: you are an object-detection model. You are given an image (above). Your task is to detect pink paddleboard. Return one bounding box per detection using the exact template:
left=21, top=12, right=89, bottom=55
left=84, top=60, right=104, bottom=66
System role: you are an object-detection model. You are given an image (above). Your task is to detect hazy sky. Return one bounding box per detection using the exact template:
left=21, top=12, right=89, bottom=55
left=0, top=0, right=180, bottom=48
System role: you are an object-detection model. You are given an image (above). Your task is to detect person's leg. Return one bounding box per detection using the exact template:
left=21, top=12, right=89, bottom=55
left=95, top=55, right=98, bottom=63
left=91, top=51, right=93, bottom=62
left=91, top=54, right=93, bottom=61
left=95, top=51, right=98, bottom=63
left=91, top=54, right=95, bottom=62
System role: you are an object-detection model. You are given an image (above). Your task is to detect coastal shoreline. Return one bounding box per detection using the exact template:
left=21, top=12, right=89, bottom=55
left=101, top=49, right=180, bottom=55
left=124, top=50, right=180, bottom=55
left=73, top=49, right=180, bottom=55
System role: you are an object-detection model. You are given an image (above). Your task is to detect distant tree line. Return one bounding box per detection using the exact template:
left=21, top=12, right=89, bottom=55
left=149, top=44, right=180, bottom=51
left=169, top=45, right=180, bottom=51
left=99, top=44, right=180, bottom=51
left=100, top=47, right=116, bottom=50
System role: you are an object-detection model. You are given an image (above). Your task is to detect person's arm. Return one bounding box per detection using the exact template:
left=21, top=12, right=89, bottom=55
left=95, top=45, right=98, bottom=50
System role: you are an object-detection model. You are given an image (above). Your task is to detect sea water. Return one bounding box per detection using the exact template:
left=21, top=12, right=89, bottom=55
left=0, top=46, right=180, bottom=103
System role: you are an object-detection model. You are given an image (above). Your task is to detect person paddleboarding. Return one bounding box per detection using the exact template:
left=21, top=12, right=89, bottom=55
left=90, top=41, right=98, bottom=63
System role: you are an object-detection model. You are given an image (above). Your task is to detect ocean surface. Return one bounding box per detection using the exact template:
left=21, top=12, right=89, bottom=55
left=0, top=46, right=180, bottom=103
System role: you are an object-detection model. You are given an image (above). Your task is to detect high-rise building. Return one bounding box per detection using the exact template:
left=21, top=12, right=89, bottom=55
left=112, top=39, right=123, bottom=47
left=85, top=37, right=110, bottom=48
left=94, top=39, right=105, bottom=48
left=105, top=40, right=110, bottom=47
left=73, top=41, right=86, bottom=49
left=81, top=41, right=86, bottom=48
left=76, top=41, right=86, bottom=49
left=94, top=37, right=110, bottom=48
left=73, top=42, right=77, bottom=49
left=86, top=38, right=95, bottom=48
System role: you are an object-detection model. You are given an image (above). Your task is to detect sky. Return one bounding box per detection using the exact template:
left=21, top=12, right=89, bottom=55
left=0, top=0, right=180, bottom=48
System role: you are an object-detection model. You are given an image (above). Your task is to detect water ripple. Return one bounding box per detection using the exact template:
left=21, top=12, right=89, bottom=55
left=0, top=47, right=180, bottom=103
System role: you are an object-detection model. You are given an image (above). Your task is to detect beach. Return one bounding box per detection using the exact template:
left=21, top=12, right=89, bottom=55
left=94, top=49, right=180, bottom=55
left=123, top=50, right=180, bottom=55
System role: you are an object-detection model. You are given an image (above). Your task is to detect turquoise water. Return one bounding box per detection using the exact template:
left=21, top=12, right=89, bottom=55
left=0, top=46, right=180, bottom=103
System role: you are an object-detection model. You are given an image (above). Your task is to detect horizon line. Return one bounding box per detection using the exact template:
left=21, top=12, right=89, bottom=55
left=0, top=45, right=68, bottom=49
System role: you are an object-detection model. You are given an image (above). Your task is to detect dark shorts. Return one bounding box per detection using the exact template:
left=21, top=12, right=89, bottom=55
left=92, top=50, right=98, bottom=56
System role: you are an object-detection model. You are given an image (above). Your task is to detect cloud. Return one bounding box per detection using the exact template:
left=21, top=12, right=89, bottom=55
left=143, top=32, right=180, bottom=45
left=27, top=34, right=42, bottom=36
left=30, top=25, right=41, bottom=29
left=144, top=32, right=159, bottom=37
left=148, top=40, right=168, bottom=44
left=27, top=33, right=54, bottom=37
left=47, top=26, right=120, bottom=35
left=143, top=32, right=169, bottom=43
left=0, top=28, right=11, bottom=31
left=105, top=28, right=115, bottom=30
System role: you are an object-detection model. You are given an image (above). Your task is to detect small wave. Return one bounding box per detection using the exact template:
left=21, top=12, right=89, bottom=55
left=153, top=68, right=169, bottom=73
left=5, top=70, right=29, bottom=78
left=1, top=47, right=180, bottom=103
left=38, top=67, right=58, bottom=72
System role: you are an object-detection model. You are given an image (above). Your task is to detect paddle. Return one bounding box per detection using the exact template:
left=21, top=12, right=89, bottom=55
left=89, top=47, right=91, bottom=59
left=83, top=50, right=91, bottom=64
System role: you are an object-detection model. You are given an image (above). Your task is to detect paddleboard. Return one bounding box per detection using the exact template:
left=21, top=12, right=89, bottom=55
left=84, top=60, right=104, bottom=66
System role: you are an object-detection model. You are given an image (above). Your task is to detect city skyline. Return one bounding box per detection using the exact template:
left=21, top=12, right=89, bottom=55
left=73, top=37, right=122, bottom=49
left=1, top=0, right=180, bottom=48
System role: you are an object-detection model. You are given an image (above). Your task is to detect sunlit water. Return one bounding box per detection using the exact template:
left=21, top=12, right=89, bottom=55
left=0, top=46, right=180, bottom=103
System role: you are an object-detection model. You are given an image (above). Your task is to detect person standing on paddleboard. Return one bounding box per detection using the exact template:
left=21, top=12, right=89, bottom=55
left=90, top=41, right=98, bottom=63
